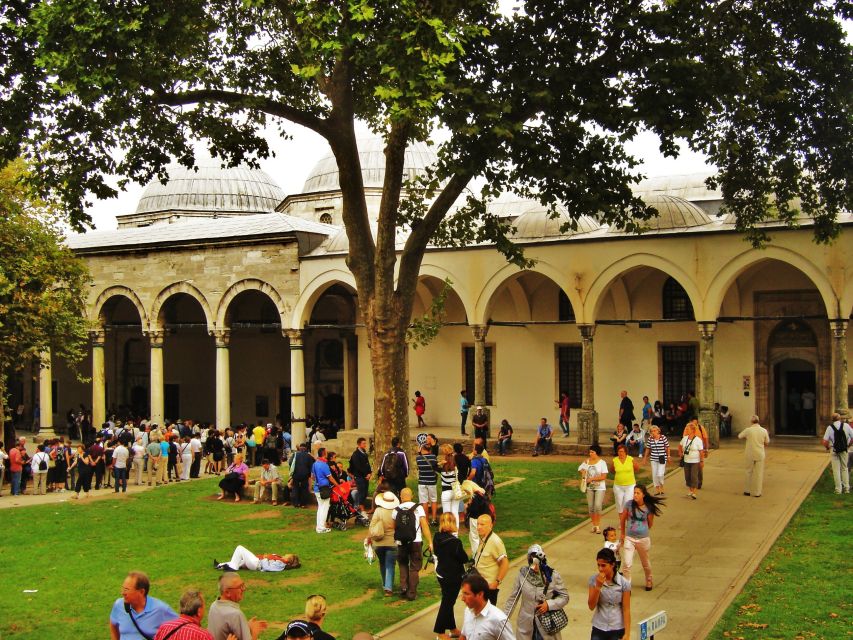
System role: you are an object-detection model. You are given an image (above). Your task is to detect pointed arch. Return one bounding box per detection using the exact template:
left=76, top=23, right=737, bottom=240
left=215, top=279, right=290, bottom=329
left=90, top=285, right=149, bottom=329
left=473, top=261, right=581, bottom=325
left=705, top=247, right=837, bottom=320
left=584, top=253, right=701, bottom=324
left=150, top=282, right=214, bottom=331
left=291, top=269, right=358, bottom=329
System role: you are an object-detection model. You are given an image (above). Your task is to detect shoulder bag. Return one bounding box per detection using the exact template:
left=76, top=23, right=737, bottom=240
left=680, top=437, right=694, bottom=468
left=463, top=531, right=491, bottom=579
left=535, top=569, right=569, bottom=634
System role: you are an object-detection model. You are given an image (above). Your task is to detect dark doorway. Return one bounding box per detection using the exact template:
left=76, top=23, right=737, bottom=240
left=278, top=386, right=291, bottom=426
left=165, top=384, right=180, bottom=423
left=774, top=360, right=816, bottom=435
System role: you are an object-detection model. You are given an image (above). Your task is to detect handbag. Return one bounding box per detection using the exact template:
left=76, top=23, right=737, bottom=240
left=319, top=485, right=331, bottom=500
left=535, top=569, right=569, bottom=634
left=658, top=455, right=666, bottom=465
left=451, top=478, right=464, bottom=501
left=464, top=532, right=490, bottom=579
left=579, top=475, right=587, bottom=493
left=680, top=437, right=694, bottom=468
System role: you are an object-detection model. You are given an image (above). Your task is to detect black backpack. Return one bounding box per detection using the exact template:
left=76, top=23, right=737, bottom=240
left=478, top=458, right=496, bottom=497
left=394, top=504, right=419, bottom=545
left=832, top=424, right=850, bottom=454
left=382, top=451, right=403, bottom=480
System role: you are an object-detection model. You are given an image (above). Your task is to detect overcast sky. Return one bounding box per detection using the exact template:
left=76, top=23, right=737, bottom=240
left=84, top=124, right=715, bottom=231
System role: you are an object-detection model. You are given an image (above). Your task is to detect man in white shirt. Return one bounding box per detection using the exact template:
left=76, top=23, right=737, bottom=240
left=393, top=487, right=433, bottom=600
left=190, top=433, right=203, bottom=478
left=738, top=415, right=770, bottom=497
left=112, top=442, right=129, bottom=493
left=460, top=574, right=515, bottom=640
left=822, top=413, right=853, bottom=494
left=131, top=438, right=146, bottom=486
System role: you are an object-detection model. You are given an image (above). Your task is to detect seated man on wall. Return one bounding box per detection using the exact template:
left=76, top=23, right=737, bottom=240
left=533, top=418, right=553, bottom=456
left=253, top=459, right=283, bottom=506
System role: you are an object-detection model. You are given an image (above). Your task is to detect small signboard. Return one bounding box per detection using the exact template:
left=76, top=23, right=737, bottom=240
left=416, top=432, right=428, bottom=446
left=638, top=610, right=667, bottom=640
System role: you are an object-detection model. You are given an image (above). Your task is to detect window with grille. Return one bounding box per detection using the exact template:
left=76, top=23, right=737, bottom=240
left=558, top=289, right=576, bottom=322
left=556, top=345, right=582, bottom=408
left=662, top=277, right=694, bottom=320
left=319, top=212, right=333, bottom=224
left=463, top=345, right=494, bottom=405
left=660, top=344, right=697, bottom=406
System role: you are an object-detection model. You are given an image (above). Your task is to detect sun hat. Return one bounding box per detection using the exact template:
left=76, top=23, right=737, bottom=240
left=374, top=491, right=400, bottom=509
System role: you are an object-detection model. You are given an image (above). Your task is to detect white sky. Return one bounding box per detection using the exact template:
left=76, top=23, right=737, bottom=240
left=84, top=124, right=714, bottom=231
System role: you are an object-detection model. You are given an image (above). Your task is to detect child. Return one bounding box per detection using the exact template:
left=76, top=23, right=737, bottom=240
left=602, top=526, right=622, bottom=573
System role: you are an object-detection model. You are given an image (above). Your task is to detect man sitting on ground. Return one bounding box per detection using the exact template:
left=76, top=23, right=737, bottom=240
left=253, top=459, right=283, bottom=506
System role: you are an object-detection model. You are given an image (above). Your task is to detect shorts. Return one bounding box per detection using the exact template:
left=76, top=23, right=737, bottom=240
left=418, top=484, right=438, bottom=503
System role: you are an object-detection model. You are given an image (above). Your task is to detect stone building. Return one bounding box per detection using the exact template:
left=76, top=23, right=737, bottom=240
left=26, top=138, right=851, bottom=445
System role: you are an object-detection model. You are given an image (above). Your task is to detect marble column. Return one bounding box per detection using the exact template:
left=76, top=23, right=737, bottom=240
left=212, top=329, right=231, bottom=432
left=90, top=329, right=106, bottom=428
left=472, top=325, right=490, bottom=407
left=285, top=329, right=307, bottom=445
left=577, top=324, right=599, bottom=445
left=698, top=321, right=720, bottom=447
left=830, top=319, right=849, bottom=419
left=146, top=330, right=165, bottom=427
left=38, top=350, right=55, bottom=438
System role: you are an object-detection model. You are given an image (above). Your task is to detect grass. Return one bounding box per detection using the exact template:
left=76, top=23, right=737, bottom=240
left=711, top=469, right=852, bottom=640
left=0, top=457, right=648, bottom=639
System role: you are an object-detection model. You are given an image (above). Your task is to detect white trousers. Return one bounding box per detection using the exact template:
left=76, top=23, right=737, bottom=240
left=829, top=451, right=850, bottom=493
left=622, top=535, right=652, bottom=582
left=181, top=454, right=192, bottom=480
left=744, top=457, right=766, bottom=496
left=315, top=492, right=330, bottom=531
left=650, top=461, right=667, bottom=488
left=441, top=489, right=459, bottom=531
left=469, top=525, right=480, bottom=554
left=227, top=544, right=260, bottom=571
left=613, top=484, right=634, bottom=514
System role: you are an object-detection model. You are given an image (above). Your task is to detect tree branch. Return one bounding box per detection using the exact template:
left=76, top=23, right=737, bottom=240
left=155, top=88, right=330, bottom=137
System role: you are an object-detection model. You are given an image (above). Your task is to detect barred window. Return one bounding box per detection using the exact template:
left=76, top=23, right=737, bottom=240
left=556, top=345, right=582, bottom=408
left=662, top=277, right=694, bottom=320
left=463, top=345, right=494, bottom=405
left=661, top=344, right=697, bottom=406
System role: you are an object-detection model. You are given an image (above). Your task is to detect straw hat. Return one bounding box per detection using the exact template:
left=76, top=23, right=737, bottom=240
left=374, top=491, right=400, bottom=509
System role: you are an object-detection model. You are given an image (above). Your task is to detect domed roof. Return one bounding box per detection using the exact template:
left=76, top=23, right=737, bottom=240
left=634, top=194, right=713, bottom=230
left=135, top=155, right=285, bottom=215
left=511, top=203, right=599, bottom=238
left=320, top=222, right=409, bottom=254
left=302, top=136, right=438, bottom=193
left=486, top=192, right=542, bottom=218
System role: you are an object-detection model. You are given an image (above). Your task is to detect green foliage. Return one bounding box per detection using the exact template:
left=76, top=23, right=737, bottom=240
left=0, top=159, right=91, bottom=384
left=0, top=458, right=600, bottom=639
left=712, top=470, right=851, bottom=639
left=407, top=277, right=452, bottom=349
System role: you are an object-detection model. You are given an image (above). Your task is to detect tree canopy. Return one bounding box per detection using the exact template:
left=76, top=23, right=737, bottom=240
left=2, top=0, right=850, bottom=445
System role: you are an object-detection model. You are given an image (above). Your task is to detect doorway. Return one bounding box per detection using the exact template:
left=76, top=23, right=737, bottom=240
left=774, top=359, right=816, bottom=435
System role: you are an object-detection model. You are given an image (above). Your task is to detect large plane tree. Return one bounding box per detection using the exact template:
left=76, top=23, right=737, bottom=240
left=1, top=0, right=850, bottom=454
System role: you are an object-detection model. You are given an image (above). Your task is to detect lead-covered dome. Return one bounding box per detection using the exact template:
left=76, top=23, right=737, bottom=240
left=135, top=156, right=285, bottom=216
left=302, top=136, right=438, bottom=193
left=511, top=203, right=600, bottom=239
left=634, top=194, right=713, bottom=230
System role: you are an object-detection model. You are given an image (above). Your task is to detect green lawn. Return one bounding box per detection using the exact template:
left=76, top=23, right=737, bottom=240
left=711, top=469, right=852, bottom=640
left=1, top=457, right=643, bottom=639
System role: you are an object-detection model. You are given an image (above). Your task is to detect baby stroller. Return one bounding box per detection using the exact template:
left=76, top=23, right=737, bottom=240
left=329, top=480, right=369, bottom=530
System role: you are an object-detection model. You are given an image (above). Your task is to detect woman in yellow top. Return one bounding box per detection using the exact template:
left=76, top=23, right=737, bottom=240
left=609, top=444, right=640, bottom=516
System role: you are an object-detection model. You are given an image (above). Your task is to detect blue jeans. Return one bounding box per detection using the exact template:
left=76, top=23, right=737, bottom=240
left=11, top=471, right=22, bottom=495
left=114, top=467, right=128, bottom=492
left=498, top=438, right=512, bottom=454
left=376, top=546, right=397, bottom=592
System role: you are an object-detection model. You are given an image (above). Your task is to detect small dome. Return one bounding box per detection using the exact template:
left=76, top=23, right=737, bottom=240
left=321, top=222, right=408, bottom=254
left=486, top=192, right=542, bottom=218
left=634, top=194, right=712, bottom=230
left=135, top=155, right=285, bottom=216
left=511, top=203, right=599, bottom=239
left=302, top=136, right=438, bottom=193
left=633, top=172, right=721, bottom=202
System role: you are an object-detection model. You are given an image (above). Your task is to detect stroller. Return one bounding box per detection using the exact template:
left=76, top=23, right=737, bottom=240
left=329, top=480, right=369, bottom=530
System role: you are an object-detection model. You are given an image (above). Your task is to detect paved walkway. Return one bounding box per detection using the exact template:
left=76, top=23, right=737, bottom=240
left=377, top=439, right=827, bottom=640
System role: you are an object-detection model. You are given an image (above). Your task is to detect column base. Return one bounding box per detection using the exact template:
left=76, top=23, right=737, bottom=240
left=699, top=408, right=720, bottom=449
left=35, top=426, right=57, bottom=443
left=577, top=409, right=599, bottom=446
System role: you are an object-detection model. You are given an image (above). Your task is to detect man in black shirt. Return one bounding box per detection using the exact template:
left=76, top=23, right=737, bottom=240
left=348, top=437, right=372, bottom=514
left=290, top=443, right=314, bottom=508
left=619, top=391, right=635, bottom=429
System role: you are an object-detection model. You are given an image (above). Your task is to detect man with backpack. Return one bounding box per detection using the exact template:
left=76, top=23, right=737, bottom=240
left=822, top=413, right=852, bottom=494
left=392, top=487, right=433, bottom=601
left=469, top=444, right=495, bottom=498
left=379, top=437, right=409, bottom=496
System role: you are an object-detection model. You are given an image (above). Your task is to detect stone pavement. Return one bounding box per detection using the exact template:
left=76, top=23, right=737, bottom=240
left=377, top=439, right=827, bottom=640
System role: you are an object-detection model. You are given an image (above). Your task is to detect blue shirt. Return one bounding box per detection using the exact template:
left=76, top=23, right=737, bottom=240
left=460, top=396, right=469, bottom=414
left=538, top=423, right=552, bottom=438
left=110, top=596, right=177, bottom=639
left=470, top=456, right=485, bottom=484
left=311, top=459, right=332, bottom=492
left=642, top=402, right=653, bottom=420
left=159, top=441, right=170, bottom=457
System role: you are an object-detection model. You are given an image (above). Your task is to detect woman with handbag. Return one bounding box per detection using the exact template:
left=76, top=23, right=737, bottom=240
left=579, top=444, right=609, bottom=534
left=678, top=423, right=704, bottom=500
left=439, top=444, right=461, bottom=531
left=218, top=453, right=249, bottom=502
left=643, top=426, right=669, bottom=495
left=433, top=512, right=469, bottom=637
left=367, top=490, right=399, bottom=596
left=503, top=544, right=569, bottom=640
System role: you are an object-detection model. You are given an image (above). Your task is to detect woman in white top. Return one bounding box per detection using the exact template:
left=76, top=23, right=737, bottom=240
left=579, top=444, right=609, bottom=534
left=30, top=444, right=51, bottom=495
left=177, top=437, right=193, bottom=480
left=131, top=438, right=146, bottom=485
left=679, top=423, right=705, bottom=500
left=438, top=444, right=460, bottom=532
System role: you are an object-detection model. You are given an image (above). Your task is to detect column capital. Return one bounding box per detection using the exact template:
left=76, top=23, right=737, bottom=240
left=144, top=329, right=165, bottom=348
left=830, top=318, right=848, bottom=339
left=698, top=321, right=718, bottom=339
left=284, top=328, right=304, bottom=348
left=89, top=328, right=106, bottom=347
left=471, top=324, right=490, bottom=341
left=578, top=324, right=596, bottom=340
left=210, top=328, right=231, bottom=347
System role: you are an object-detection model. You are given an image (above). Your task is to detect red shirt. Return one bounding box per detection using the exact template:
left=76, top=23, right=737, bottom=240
left=153, top=616, right=213, bottom=640
left=9, top=447, right=23, bottom=472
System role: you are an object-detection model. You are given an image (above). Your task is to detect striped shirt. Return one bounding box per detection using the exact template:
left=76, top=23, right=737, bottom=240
left=416, top=454, right=438, bottom=485
left=440, top=469, right=458, bottom=490
left=646, top=435, right=670, bottom=461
